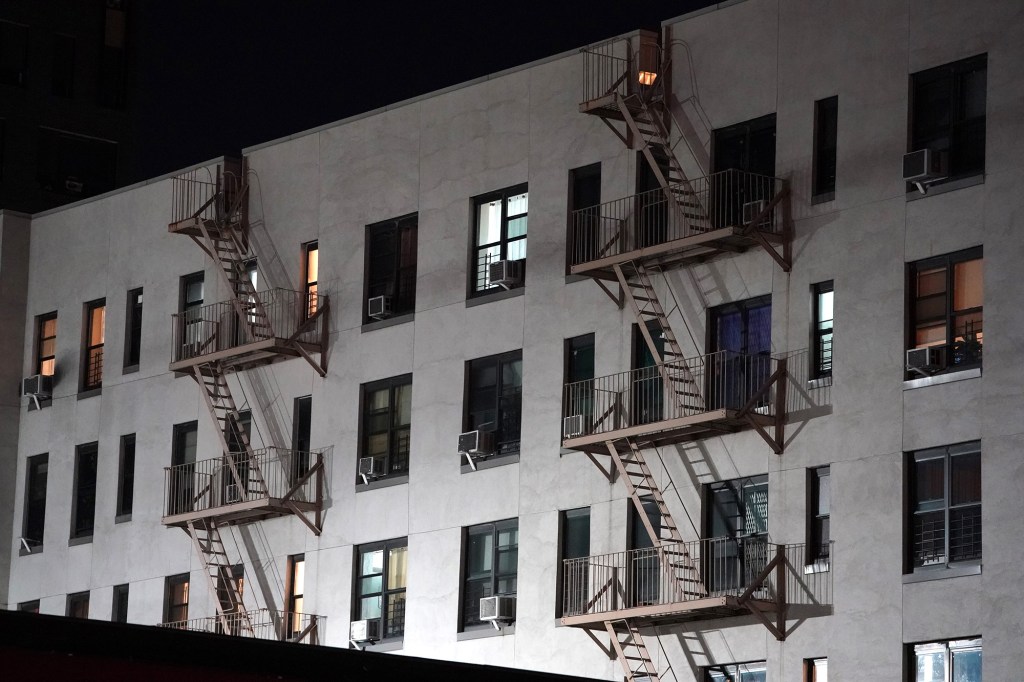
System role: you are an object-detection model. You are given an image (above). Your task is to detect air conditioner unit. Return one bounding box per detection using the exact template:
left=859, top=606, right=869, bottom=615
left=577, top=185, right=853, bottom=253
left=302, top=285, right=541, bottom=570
left=367, top=295, right=392, bottom=320
left=350, top=618, right=380, bottom=643
left=489, top=259, right=522, bottom=289
left=458, top=430, right=494, bottom=456
left=65, top=177, right=84, bottom=194
left=358, top=456, right=382, bottom=484
left=224, top=483, right=241, bottom=504
left=479, top=595, right=516, bottom=626
left=906, top=347, right=944, bottom=376
left=741, top=200, right=771, bottom=229
left=903, top=149, right=948, bottom=193
left=563, top=415, right=585, bottom=439
left=22, top=374, right=53, bottom=400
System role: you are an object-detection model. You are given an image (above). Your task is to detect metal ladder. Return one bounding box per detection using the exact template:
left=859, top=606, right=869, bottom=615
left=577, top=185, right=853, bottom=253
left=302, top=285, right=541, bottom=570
left=606, top=619, right=660, bottom=682
left=185, top=519, right=254, bottom=635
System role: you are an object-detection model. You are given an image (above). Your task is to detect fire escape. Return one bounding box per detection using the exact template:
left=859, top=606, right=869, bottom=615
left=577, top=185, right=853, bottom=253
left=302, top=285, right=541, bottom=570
left=559, top=32, right=828, bottom=681
left=161, top=159, right=329, bottom=644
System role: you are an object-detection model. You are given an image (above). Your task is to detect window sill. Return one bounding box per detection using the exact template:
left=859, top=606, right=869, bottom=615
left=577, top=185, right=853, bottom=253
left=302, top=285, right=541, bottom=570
left=811, top=191, right=835, bottom=205
left=77, top=388, right=102, bottom=400
left=804, top=559, right=831, bottom=574
left=355, top=474, right=409, bottom=492
left=68, top=535, right=93, bottom=547
left=905, top=173, right=984, bottom=201
left=903, top=562, right=981, bottom=584
left=26, top=398, right=52, bottom=412
left=361, top=312, right=414, bottom=333
left=358, top=638, right=404, bottom=652
left=457, top=623, right=515, bottom=641
left=461, top=452, right=519, bottom=474
left=18, top=544, right=42, bottom=557
left=807, top=376, right=833, bottom=390
left=114, top=513, right=132, bottom=524
left=903, top=367, right=981, bottom=391
left=466, top=286, right=524, bottom=308
left=122, top=364, right=139, bottom=375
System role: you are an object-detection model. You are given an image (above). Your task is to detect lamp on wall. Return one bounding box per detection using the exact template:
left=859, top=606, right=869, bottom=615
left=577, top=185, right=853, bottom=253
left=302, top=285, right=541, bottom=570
left=637, top=34, right=659, bottom=86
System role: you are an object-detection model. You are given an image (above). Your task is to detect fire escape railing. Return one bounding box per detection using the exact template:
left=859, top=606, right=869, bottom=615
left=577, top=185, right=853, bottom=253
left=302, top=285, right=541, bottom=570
left=161, top=608, right=325, bottom=644
left=568, top=170, right=785, bottom=268
left=581, top=39, right=633, bottom=103
left=171, top=170, right=219, bottom=225
left=171, top=289, right=326, bottom=364
left=163, top=447, right=328, bottom=518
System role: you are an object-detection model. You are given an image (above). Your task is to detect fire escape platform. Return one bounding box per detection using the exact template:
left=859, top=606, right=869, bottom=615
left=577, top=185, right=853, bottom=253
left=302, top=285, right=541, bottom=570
left=561, top=596, right=776, bottom=629
left=562, top=409, right=772, bottom=453
left=162, top=497, right=319, bottom=529
left=168, top=337, right=322, bottom=374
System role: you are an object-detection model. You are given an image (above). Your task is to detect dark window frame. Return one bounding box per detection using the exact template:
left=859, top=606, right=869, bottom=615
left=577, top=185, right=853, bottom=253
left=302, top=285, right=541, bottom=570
left=81, top=299, right=105, bottom=392
left=35, top=311, right=58, bottom=380
left=112, top=583, right=129, bottom=623
left=460, top=519, right=518, bottom=630
left=66, top=591, right=90, bottom=619
left=907, top=247, right=982, bottom=375
left=909, top=54, right=987, bottom=184
left=18, top=600, right=39, bottom=613
left=291, top=395, right=312, bottom=481
left=812, top=96, right=838, bottom=199
left=22, top=453, right=48, bottom=552
left=168, top=421, right=198, bottom=516
left=164, top=573, right=189, bottom=624
left=286, top=554, right=305, bottom=637
left=124, top=287, right=143, bottom=369
left=364, top=213, right=418, bottom=322
left=71, top=442, right=99, bottom=540
left=469, top=183, right=528, bottom=297
left=463, top=350, right=523, bottom=459
left=811, top=281, right=834, bottom=379
left=703, top=660, right=768, bottom=681
left=566, top=163, right=601, bottom=272
left=359, top=374, right=412, bottom=482
left=116, top=434, right=135, bottom=518
left=563, top=334, right=595, bottom=437
left=556, top=507, right=591, bottom=618
left=353, top=538, right=408, bottom=640
left=303, top=241, right=319, bottom=318
left=807, top=466, right=830, bottom=564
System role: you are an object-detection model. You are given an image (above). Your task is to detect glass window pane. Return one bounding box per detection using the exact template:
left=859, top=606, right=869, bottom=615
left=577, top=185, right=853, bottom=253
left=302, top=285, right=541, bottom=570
left=90, top=306, right=106, bottom=345
left=359, top=575, right=383, bottom=596
left=306, top=247, right=318, bottom=284
left=467, top=530, right=493, bottom=574
left=507, top=237, right=527, bottom=261
left=950, top=452, right=980, bottom=504
left=915, top=647, right=946, bottom=682
left=497, top=527, right=518, bottom=548
left=368, top=387, right=389, bottom=411
left=507, top=215, right=527, bottom=239
left=914, top=458, right=945, bottom=506
left=917, top=267, right=946, bottom=297
left=292, top=560, right=305, bottom=596
left=497, top=547, right=518, bottom=573
left=953, top=259, right=983, bottom=311
left=395, top=384, right=412, bottom=427
left=42, top=317, right=57, bottom=337
left=388, top=546, right=408, bottom=589
left=952, top=648, right=981, bottom=682
left=818, top=290, right=833, bottom=324
left=477, top=200, right=502, bottom=245
left=817, top=470, right=831, bottom=515
left=507, top=192, right=528, bottom=216
left=360, top=595, right=382, bottom=619
left=361, top=549, right=384, bottom=576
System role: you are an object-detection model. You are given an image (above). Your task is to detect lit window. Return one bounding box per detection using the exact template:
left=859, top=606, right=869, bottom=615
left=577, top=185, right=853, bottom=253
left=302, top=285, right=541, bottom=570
left=304, top=242, right=319, bottom=317
left=287, top=555, right=305, bottom=636
left=908, top=248, right=982, bottom=372
left=36, top=312, right=57, bottom=377
left=812, top=281, right=833, bottom=379
left=911, top=638, right=981, bottom=682
left=164, top=574, right=189, bottom=624
left=355, top=539, right=407, bottom=639
left=82, top=300, right=105, bottom=392
left=471, top=185, right=527, bottom=295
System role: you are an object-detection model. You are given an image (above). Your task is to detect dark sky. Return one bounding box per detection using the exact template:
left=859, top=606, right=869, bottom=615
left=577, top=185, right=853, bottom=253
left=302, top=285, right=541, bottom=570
left=131, top=1, right=715, bottom=180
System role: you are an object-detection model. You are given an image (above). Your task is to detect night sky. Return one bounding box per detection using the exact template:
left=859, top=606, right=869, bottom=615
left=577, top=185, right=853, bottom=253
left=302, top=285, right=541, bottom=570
left=131, top=1, right=716, bottom=181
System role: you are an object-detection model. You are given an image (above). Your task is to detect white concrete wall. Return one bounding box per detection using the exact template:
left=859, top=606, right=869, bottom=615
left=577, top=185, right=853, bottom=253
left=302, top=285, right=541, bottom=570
left=5, top=0, right=1024, bottom=679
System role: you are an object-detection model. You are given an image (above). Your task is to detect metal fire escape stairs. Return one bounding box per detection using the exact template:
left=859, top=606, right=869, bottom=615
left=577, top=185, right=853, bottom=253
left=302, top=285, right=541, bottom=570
left=186, top=518, right=254, bottom=635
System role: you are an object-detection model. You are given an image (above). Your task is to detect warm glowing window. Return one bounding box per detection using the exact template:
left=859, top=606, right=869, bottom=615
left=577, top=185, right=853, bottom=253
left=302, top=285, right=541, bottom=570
left=909, top=248, right=982, bottom=369
left=288, top=554, right=305, bottom=635
left=164, top=573, right=189, bottom=623
left=304, top=242, right=319, bottom=317
left=82, top=300, right=105, bottom=391
left=36, top=313, right=57, bottom=376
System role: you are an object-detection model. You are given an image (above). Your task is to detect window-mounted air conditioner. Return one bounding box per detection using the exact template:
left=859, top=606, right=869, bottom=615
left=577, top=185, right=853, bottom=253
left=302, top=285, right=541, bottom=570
left=350, top=618, right=380, bottom=643
left=22, top=374, right=53, bottom=400
left=906, top=347, right=944, bottom=376
left=458, top=430, right=494, bottom=456
left=357, top=456, right=382, bottom=484
left=903, top=149, right=948, bottom=193
left=563, top=415, right=585, bottom=439
left=741, top=200, right=771, bottom=229
left=489, top=260, right=522, bottom=290
left=367, top=295, right=392, bottom=321
left=480, top=595, right=516, bottom=626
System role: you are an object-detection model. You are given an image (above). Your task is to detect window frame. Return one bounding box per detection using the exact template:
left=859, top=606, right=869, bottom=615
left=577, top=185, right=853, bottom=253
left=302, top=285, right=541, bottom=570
left=811, top=280, right=834, bottom=380
left=123, top=287, right=143, bottom=370
left=164, top=573, right=190, bottom=624
left=905, top=441, right=981, bottom=574
left=291, top=395, right=312, bottom=481
left=566, top=163, right=601, bottom=272
left=906, top=247, right=982, bottom=375
left=908, top=637, right=981, bottom=682
left=463, top=350, right=523, bottom=461
left=21, top=453, right=48, bottom=553
left=286, top=554, right=305, bottom=637
left=303, top=241, right=319, bottom=318
left=116, top=434, right=136, bottom=519
left=71, top=442, right=99, bottom=541
left=460, top=519, right=518, bottom=630
left=807, top=466, right=830, bottom=566
left=81, top=299, right=105, bottom=392
left=469, top=183, right=528, bottom=297
left=556, top=507, right=591, bottom=618
left=35, top=311, right=58, bottom=377
left=359, top=374, right=412, bottom=483
left=353, top=538, right=408, bottom=641
left=66, top=591, right=90, bottom=619
left=812, top=96, right=838, bottom=200
left=364, top=213, right=418, bottom=323
left=804, top=657, right=828, bottom=682
left=112, top=583, right=129, bottom=623
left=704, top=660, right=768, bottom=681
left=18, top=600, right=40, bottom=613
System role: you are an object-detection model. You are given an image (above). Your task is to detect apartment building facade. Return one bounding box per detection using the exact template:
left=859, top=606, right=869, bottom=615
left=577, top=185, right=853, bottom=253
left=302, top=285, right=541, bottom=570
left=3, top=1, right=1021, bottom=680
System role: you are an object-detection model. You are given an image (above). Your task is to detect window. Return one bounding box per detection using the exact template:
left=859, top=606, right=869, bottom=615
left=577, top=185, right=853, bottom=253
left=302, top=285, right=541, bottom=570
left=563, top=334, right=595, bottom=435
left=910, top=54, right=987, bottom=182
left=52, top=34, right=75, bottom=97
left=21, top=454, right=47, bottom=552
left=291, top=395, right=312, bottom=480
left=71, top=443, right=98, bottom=540
left=18, top=600, right=39, bottom=613
left=82, top=299, right=105, bottom=391
left=124, top=288, right=143, bottom=369
left=461, top=519, right=517, bottom=629
left=98, top=2, right=127, bottom=109
left=304, top=241, right=319, bottom=317
left=164, top=574, right=189, bottom=624
left=365, top=214, right=417, bottom=322
left=812, top=281, right=834, bottom=379
left=471, top=184, right=528, bottom=295
left=287, top=555, right=305, bottom=637
left=812, top=96, right=838, bottom=199
left=911, top=638, right=981, bottom=682
left=557, top=507, right=590, bottom=617
left=805, top=658, right=828, bottom=682
left=807, top=466, right=830, bottom=565
left=705, top=475, right=769, bottom=591
left=36, top=312, right=57, bottom=377
left=36, top=127, right=117, bottom=198
left=465, top=351, right=522, bottom=459
left=112, top=584, right=129, bottom=623
left=567, top=163, right=601, bottom=268
left=168, top=422, right=198, bottom=515
left=66, top=591, right=90, bottom=619
left=907, top=442, right=981, bottom=572
left=908, top=248, right=982, bottom=372
left=712, top=114, right=776, bottom=229
left=116, top=434, right=135, bottom=518
left=0, top=21, right=29, bottom=87
left=705, top=661, right=767, bottom=681
left=360, top=375, right=412, bottom=480
left=354, top=539, right=408, bottom=640
left=628, top=497, right=661, bottom=606
left=708, top=295, right=772, bottom=410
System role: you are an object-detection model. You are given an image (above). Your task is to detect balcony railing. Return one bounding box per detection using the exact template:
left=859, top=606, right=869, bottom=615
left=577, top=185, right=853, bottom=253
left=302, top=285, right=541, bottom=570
left=171, top=169, right=218, bottom=226
left=561, top=539, right=832, bottom=621
left=568, top=170, right=785, bottom=268
left=161, top=609, right=324, bottom=645
left=171, top=289, right=326, bottom=364
left=563, top=350, right=781, bottom=439
left=163, top=447, right=326, bottom=519
left=581, top=38, right=633, bottom=104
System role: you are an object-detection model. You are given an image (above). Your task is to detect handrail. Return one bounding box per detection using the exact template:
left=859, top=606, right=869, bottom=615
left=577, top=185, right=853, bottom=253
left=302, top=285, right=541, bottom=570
left=163, top=447, right=327, bottom=518
left=160, top=608, right=324, bottom=644
left=568, top=169, right=785, bottom=267
left=171, top=288, right=326, bottom=363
